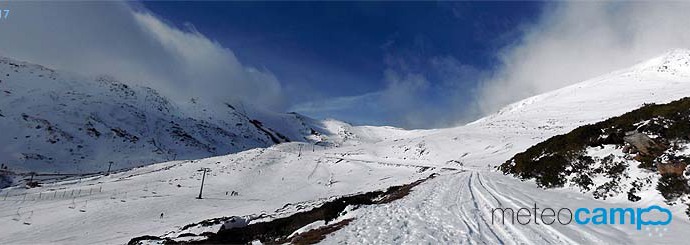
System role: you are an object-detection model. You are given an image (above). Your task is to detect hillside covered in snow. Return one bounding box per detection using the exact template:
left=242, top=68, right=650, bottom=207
left=501, top=98, right=690, bottom=205
left=4, top=49, right=690, bottom=244
left=320, top=49, right=690, bottom=244
left=0, top=56, right=409, bottom=180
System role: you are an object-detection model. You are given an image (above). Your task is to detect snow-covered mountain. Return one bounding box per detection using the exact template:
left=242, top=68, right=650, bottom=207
left=359, top=49, right=690, bottom=167
left=0, top=56, right=409, bottom=176
left=322, top=49, right=690, bottom=244
left=4, top=49, right=690, bottom=244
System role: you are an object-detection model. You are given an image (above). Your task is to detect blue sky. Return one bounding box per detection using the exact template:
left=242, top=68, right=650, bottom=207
left=2, top=2, right=687, bottom=129
left=142, top=2, right=542, bottom=128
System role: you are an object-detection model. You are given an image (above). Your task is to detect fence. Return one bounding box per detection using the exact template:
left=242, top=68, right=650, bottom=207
left=2, top=186, right=104, bottom=202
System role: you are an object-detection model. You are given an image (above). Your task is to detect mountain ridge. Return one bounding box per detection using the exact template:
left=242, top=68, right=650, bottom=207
left=4, top=50, right=690, bottom=244
left=0, top=55, right=367, bottom=176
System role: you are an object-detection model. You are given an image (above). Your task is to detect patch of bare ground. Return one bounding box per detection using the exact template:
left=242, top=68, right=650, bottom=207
left=129, top=173, right=437, bottom=245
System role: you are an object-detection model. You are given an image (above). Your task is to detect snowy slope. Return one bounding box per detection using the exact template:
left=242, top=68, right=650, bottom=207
left=3, top=49, right=690, bottom=244
left=322, top=49, right=690, bottom=244
left=0, top=141, right=433, bottom=244
left=0, top=56, right=399, bottom=176
left=353, top=49, right=690, bottom=170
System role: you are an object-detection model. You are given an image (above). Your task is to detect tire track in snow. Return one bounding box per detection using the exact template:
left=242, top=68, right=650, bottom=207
left=465, top=172, right=508, bottom=244
left=476, top=173, right=610, bottom=245
left=450, top=174, right=480, bottom=244
left=467, top=172, right=537, bottom=245
left=473, top=172, right=577, bottom=244
left=325, top=170, right=628, bottom=244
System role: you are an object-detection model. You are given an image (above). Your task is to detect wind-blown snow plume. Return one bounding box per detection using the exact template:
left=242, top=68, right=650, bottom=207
left=478, top=2, right=690, bottom=115
left=0, top=1, right=284, bottom=110
left=296, top=2, right=690, bottom=129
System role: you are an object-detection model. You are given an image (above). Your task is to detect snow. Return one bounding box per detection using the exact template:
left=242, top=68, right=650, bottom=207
left=0, top=142, right=430, bottom=244
left=3, top=49, right=690, bottom=244
left=324, top=171, right=690, bottom=244
left=0, top=56, right=395, bottom=174
left=322, top=49, right=690, bottom=244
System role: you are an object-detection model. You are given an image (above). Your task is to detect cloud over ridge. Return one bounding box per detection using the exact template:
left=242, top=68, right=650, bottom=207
left=3, top=2, right=690, bottom=128
left=0, top=1, right=284, bottom=110
left=477, top=2, right=690, bottom=115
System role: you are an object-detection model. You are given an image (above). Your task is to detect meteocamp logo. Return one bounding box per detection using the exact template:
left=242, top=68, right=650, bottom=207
left=491, top=203, right=672, bottom=231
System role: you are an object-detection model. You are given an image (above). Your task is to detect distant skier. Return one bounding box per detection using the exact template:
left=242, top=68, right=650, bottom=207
left=160, top=212, right=164, bottom=219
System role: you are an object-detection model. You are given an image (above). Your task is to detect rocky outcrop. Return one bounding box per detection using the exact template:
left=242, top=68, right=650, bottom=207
left=623, top=131, right=661, bottom=155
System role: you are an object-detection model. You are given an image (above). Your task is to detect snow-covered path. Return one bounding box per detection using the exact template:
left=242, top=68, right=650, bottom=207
left=322, top=50, right=690, bottom=244
left=325, top=169, right=690, bottom=244
left=5, top=50, right=690, bottom=244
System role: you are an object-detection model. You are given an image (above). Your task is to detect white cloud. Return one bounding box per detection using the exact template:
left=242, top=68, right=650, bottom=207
left=0, top=1, right=284, bottom=110
left=293, top=55, right=481, bottom=129
left=4, top=2, right=686, bottom=128
left=291, top=92, right=381, bottom=115
left=477, top=2, right=690, bottom=115
left=291, top=2, right=690, bottom=129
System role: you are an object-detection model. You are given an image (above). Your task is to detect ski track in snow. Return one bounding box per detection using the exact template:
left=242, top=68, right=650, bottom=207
left=5, top=50, right=690, bottom=244
left=324, top=170, right=639, bottom=244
